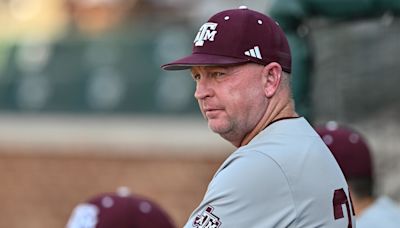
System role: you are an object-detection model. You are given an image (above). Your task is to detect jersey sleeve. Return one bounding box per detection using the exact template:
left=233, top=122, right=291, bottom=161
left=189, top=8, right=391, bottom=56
left=184, top=150, right=296, bottom=228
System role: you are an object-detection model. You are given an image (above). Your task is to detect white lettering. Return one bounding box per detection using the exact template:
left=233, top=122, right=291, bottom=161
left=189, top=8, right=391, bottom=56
left=194, top=23, right=218, bottom=46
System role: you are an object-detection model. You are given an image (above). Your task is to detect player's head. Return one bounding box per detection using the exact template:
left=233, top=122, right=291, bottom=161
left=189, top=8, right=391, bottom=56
left=66, top=187, right=175, bottom=228
left=316, top=121, right=374, bottom=199
left=162, top=6, right=291, bottom=73
left=161, top=7, right=293, bottom=147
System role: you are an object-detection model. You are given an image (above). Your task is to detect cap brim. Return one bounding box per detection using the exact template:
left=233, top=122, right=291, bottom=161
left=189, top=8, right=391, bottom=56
left=161, top=53, right=250, bottom=71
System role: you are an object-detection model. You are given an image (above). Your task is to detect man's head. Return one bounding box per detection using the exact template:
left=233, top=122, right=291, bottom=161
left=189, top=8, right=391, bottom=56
left=66, top=188, right=175, bottom=228
left=316, top=121, right=374, bottom=199
left=162, top=7, right=294, bottom=146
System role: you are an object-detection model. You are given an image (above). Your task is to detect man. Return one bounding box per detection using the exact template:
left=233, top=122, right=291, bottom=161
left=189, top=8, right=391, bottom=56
left=316, top=121, right=400, bottom=228
left=162, top=6, right=355, bottom=227
left=66, top=187, right=175, bottom=228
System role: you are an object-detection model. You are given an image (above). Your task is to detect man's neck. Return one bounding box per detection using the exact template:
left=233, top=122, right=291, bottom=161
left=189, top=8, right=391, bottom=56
left=239, top=90, right=298, bottom=147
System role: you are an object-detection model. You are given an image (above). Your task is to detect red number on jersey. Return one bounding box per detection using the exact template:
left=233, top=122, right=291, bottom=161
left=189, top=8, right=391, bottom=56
left=333, top=188, right=355, bottom=228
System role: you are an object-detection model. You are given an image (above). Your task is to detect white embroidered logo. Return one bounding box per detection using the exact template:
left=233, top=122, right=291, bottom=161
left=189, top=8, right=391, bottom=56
left=193, top=206, right=221, bottom=228
left=194, top=22, right=218, bottom=46
left=244, top=46, right=262, bottom=59
left=66, top=204, right=99, bottom=228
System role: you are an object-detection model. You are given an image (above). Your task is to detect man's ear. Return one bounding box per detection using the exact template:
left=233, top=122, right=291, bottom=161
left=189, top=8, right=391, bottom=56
left=262, top=62, right=282, bottom=98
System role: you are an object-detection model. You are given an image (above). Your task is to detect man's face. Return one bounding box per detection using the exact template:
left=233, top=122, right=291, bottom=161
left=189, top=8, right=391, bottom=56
left=191, top=63, right=268, bottom=144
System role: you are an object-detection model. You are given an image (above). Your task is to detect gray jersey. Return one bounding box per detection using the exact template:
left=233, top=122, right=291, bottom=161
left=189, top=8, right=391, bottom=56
left=184, top=117, right=355, bottom=228
left=357, top=196, right=400, bottom=228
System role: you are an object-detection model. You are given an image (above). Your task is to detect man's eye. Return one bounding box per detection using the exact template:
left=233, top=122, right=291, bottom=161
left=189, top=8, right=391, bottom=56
left=192, top=74, right=201, bottom=81
left=211, top=72, right=225, bottom=78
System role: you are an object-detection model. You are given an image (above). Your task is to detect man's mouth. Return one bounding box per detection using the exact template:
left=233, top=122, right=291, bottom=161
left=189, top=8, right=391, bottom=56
left=203, top=108, right=223, bottom=117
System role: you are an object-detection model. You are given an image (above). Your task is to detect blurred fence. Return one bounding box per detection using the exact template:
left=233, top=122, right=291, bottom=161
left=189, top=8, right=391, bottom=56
left=310, top=15, right=400, bottom=123
left=308, top=15, right=400, bottom=201
left=0, top=20, right=200, bottom=115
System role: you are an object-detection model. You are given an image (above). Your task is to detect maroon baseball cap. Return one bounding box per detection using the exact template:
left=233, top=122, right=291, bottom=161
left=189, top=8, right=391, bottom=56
left=161, top=6, right=291, bottom=73
left=66, top=188, right=175, bottom=228
left=315, top=121, right=373, bottom=179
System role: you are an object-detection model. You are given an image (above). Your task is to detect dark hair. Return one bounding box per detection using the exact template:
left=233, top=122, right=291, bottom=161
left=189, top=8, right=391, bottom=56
left=348, top=177, right=374, bottom=198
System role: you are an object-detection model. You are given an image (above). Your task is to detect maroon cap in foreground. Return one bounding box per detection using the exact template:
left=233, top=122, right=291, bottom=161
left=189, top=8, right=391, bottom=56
left=315, top=121, right=373, bottom=179
left=66, top=190, right=175, bottom=228
left=162, top=6, right=291, bottom=73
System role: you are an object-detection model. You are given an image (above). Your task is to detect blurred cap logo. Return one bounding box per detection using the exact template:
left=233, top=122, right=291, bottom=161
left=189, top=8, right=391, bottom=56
left=66, top=204, right=99, bottom=228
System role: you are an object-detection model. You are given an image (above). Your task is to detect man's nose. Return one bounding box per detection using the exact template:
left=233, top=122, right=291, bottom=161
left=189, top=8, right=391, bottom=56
left=194, top=78, right=213, bottom=100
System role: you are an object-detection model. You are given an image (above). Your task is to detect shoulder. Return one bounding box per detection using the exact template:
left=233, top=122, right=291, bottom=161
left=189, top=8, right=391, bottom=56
left=208, top=149, right=294, bottom=209
left=214, top=148, right=289, bottom=187
left=189, top=150, right=297, bottom=227
left=248, top=117, right=325, bottom=156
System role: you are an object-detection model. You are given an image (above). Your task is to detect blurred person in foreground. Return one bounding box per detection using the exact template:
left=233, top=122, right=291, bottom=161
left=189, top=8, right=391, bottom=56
left=66, top=187, right=175, bottom=228
left=162, top=6, right=354, bottom=227
left=316, top=121, right=400, bottom=228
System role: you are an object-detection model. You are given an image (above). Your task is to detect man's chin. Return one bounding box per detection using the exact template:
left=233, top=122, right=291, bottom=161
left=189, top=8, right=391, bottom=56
left=208, top=121, right=230, bottom=135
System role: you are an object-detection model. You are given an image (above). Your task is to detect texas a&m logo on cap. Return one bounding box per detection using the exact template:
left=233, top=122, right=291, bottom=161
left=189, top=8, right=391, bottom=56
left=193, top=205, right=221, bottom=228
left=194, top=23, right=218, bottom=47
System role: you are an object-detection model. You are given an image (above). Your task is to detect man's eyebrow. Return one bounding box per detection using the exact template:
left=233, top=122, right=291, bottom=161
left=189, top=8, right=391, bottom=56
left=190, top=68, right=200, bottom=75
left=201, top=66, right=231, bottom=71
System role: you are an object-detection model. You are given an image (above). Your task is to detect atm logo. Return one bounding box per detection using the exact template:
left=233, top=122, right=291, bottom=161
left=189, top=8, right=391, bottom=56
left=193, top=205, right=221, bottom=228
left=194, top=23, right=218, bottom=47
